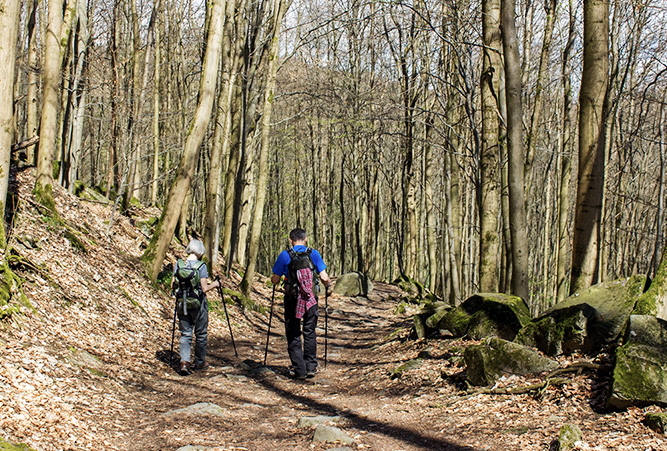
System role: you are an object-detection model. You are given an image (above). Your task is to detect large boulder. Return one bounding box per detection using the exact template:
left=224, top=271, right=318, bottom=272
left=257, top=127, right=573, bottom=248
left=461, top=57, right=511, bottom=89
left=464, top=337, right=558, bottom=386
left=333, top=272, right=374, bottom=297
left=633, top=249, right=667, bottom=319
left=607, top=315, right=667, bottom=409
left=516, top=275, right=646, bottom=356
left=438, top=293, right=531, bottom=341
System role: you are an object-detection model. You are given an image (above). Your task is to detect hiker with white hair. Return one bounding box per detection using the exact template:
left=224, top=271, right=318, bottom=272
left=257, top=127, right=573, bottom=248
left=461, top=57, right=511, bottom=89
left=172, top=239, right=220, bottom=375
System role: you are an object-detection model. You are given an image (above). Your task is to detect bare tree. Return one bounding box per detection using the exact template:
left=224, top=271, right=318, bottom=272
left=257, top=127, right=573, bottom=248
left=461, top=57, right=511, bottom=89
left=142, top=0, right=225, bottom=281
left=0, top=0, right=20, bottom=245
left=501, top=0, right=529, bottom=301
left=34, top=0, right=75, bottom=211
left=479, top=0, right=502, bottom=292
left=570, top=0, right=609, bottom=294
left=240, top=0, right=291, bottom=295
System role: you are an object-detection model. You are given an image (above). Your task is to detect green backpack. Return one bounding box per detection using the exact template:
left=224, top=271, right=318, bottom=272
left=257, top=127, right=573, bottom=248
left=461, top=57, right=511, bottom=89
left=174, top=259, right=205, bottom=315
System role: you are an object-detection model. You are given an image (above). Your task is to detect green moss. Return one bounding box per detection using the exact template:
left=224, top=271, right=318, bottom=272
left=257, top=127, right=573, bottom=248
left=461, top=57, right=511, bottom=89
left=33, top=182, right=60, bottom=223
left=0, top=262, right=33, bottom=319
left=87, top=368, right=108, bottom=378
left=0, top=437, right=36, bottom=451
left=390, top=358, right=423, bottom=379
left=611, top=345, right=663, bottom=403
left=52, top=161, right=61, bottom=180
left=119, top=287, right=148, bottom=316
left=73, top=180, right=85, bottom=197
left=557, top=423, right=582, bottom=450
left=645, top=412, right=667, bottom=434
left=64, top=230, right=87, bottom=254
left=439, top=308, right=471, bottom=336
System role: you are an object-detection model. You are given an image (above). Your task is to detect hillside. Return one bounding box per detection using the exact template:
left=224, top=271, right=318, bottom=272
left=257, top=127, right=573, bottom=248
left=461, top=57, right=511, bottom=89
left=0, top=168, right=664, bottom=451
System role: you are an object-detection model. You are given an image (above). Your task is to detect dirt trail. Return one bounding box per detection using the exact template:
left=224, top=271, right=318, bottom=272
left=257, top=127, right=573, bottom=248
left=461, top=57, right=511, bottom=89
left=124, top=283, right=472, bottom=451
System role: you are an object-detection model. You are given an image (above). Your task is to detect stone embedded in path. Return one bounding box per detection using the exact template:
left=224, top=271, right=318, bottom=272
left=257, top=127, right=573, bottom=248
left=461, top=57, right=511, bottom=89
left=312, top=425, right=355, bottom=444
left=164, top=402, right=225, bottom=417
left=324, top=447, right=354, bottom=451
left=298, top=415, right=342, bottom=428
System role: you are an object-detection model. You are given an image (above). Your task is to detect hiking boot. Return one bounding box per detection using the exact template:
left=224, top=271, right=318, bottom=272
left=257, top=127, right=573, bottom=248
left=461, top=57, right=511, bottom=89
left=306, top=370, right=317, bottom=379
left=193, top=361, right=210, bottom=371
left=288, top=368, right=306, bottom=381
left=179, top=361, right=192, bottom=376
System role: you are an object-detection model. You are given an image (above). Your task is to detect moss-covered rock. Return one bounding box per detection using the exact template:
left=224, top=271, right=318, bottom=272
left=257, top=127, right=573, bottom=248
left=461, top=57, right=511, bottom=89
left=554, top=423, right=582, bottom=450
left=392, top=275, right=424, bottom=296
left=607, top=315, right=667, bottom=409
left=333, top=272, right=374, bottom=297
left=645, top=412, right=667, bottom=434
left=634, top=245, right=667, bottom=319
left=425, top=305, right=453, bottom=329
left=517, top=276, right=646, bottom=356
left=439, top=293, right=531, bottom=341
left=464, top=337, right=558, bottom=386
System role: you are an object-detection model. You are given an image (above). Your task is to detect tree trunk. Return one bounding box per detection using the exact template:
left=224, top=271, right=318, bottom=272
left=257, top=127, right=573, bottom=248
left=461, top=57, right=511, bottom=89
left=151, top=4, right=162, bottom=205
left=524, top=0, right=557, bottom=195
left=142, top=0, right=225, bottom=281
left=34, top=0, right=76, bottom=211
left=500, top=0, right=530, bottom=302
left=556, top=0, right=576, bottom=302
left=0, top=0, right=20, bottom=245
left=479, top=0, right=502, bottom=292
left=240, top=0, right=290, bottom=295
left=570, top=0, right=609, bottom=294
left=26, top=0, right=39, bottom=166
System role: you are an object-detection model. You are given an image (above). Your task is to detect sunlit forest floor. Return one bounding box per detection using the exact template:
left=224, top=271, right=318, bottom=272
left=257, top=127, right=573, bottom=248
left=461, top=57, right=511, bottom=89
left=0, top=168, right=663, bottom=451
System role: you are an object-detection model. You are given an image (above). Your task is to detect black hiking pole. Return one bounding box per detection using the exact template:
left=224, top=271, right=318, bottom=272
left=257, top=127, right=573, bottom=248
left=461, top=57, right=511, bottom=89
left=216, top=276, right=238, bottom=358
left=170, top=299, right=178, bottom=366
left=324, top=286, right=329, bottom=369
left=263, top=286, right=276, bottom=366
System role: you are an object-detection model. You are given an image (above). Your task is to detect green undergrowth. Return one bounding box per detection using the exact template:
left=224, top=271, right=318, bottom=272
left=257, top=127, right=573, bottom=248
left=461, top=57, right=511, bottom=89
left=0, top=259, right=33, bottom=320
left=0, top=437, right=36, bottom=451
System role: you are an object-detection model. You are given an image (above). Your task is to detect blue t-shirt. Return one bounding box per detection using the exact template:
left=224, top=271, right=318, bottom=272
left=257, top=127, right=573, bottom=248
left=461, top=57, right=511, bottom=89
left=272, top=245, right=326, bottom=280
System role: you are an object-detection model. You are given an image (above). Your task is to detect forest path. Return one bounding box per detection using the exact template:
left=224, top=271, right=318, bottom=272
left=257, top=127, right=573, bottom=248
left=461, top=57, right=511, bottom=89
left=123, top=283, right=471, bottom=451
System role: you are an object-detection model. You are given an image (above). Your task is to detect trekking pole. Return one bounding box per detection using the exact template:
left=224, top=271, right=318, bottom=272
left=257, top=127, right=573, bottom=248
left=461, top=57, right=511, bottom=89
left=324, top=286, right=329, bottom=369
left=216, top=276, right=238, bottom=358
left=170, top=297, right=178, bottom=366
left=263, top=286, right=276, bottom=366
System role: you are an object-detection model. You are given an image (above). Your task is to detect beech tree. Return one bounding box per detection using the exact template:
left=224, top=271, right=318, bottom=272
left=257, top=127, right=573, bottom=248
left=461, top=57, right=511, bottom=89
left=501, top=0, right=529, bottom=302
left=570, top=0, right=609, bottom=294
left=34, top=0, right=75, bottom=212
left=143, top=0, right=225, bottom=281
left=0, top=0, right=20, bottom=245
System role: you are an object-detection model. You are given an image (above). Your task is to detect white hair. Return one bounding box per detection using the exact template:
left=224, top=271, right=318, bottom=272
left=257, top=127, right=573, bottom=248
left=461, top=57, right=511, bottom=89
left=185, top=239, right=206, bottom=259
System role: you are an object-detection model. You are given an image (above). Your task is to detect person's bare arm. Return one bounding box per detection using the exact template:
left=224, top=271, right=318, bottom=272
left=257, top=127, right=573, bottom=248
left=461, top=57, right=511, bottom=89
left=319, top=270, right=332, bottom=288
left=201, top=278, right=220, bottom=293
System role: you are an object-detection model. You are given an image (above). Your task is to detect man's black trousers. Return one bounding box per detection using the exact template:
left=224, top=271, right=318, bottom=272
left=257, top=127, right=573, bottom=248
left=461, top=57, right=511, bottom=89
left=284, top=295, right=319, bottom=378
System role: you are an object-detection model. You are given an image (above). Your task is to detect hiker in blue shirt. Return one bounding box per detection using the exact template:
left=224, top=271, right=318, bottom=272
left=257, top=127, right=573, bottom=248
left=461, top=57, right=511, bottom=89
left=172, top=239, right=220, bottom=376
left=271, top=228, right=332, bottom=380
